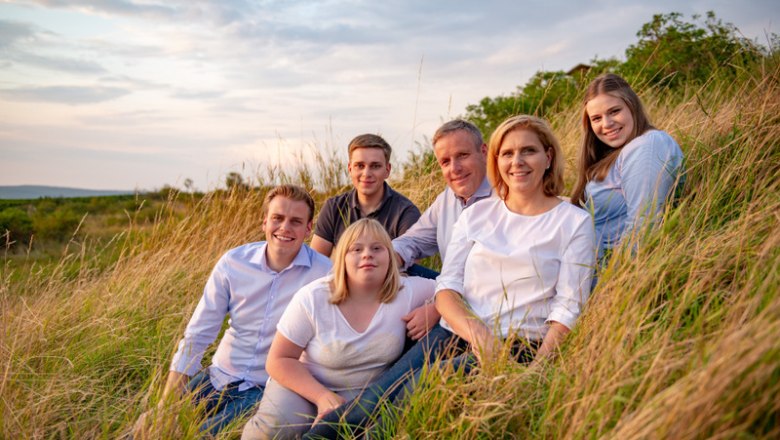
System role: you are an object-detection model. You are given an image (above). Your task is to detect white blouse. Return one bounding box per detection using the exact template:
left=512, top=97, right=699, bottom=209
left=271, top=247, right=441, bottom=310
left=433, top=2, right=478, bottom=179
left=436, top=196, right=596, bottom=341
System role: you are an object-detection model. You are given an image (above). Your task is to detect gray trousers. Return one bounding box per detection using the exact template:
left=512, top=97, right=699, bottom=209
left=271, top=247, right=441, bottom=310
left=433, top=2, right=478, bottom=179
left=241, top=378, right=362, bottom=440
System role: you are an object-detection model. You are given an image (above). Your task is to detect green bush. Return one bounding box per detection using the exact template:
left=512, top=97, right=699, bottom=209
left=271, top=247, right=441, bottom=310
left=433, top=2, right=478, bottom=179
left=0, top=207, right=34, bottom=247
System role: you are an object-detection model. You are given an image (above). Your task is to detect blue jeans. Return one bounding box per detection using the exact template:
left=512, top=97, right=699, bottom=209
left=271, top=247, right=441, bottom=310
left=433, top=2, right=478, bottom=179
left=404, top=264, right=440, bottom=280
left=187, top=371, right=265, bottom=436
left=303, top=325, right=463, bottom=439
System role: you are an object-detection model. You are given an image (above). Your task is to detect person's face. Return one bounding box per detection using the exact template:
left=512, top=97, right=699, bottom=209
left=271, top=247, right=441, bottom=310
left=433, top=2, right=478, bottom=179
left=433, top=130, right=487, bottom=200
left=585, top=93, right=635, bottom=148
left=262, top=196, right=312, bottom=255
left=497, top=129, right=551, bottom=198
left=344, top=231, right=390, bottom=289
left=348, top=148, right=391, bottom=199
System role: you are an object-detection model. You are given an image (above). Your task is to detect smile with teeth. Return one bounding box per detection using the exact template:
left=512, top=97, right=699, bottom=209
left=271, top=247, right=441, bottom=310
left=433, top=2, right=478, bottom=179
left=273, top=234, right=294, bottom=242
left=509, top=170, right=531, bottom=177
left=603, top=127, right=621, bottom=137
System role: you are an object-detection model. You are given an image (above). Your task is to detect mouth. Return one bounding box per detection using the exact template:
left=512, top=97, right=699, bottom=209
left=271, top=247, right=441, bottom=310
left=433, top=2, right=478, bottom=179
left=450, top=173, right=471, bottom=185
left=508, top=170, right=532, bottom=178
left=603, top=127, right=622, bottom=139
left=359, top=263, right=377, bottom=269
left=273, top=234, right=295, bottom=242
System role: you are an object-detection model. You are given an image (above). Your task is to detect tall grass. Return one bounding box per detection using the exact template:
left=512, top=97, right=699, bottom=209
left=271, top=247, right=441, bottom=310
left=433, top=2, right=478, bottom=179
left=2, top=58, right=778, bottom=439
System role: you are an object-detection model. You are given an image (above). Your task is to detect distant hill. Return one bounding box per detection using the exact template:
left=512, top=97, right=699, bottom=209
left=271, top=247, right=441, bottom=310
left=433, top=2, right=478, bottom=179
left=0, top=185, right=136, bottom=200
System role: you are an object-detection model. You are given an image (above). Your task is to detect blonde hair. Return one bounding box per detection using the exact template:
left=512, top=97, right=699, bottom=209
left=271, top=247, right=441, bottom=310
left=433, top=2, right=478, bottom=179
left=329, top=218, right=401, bottom=304
left=487, top=115, right=564, bottom=198
left=262, top=184, right=315, bottom=222
left=348, top=134, right=392, bottom=163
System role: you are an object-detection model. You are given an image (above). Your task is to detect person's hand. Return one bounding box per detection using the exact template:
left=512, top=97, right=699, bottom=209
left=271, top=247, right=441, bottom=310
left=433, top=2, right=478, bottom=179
left=312, top=391, right=346, bottom=426
left=471, top=332, right=500, bottom=367
left=402, top=304, right=440, bottom=340
left=132, top=405, right=163, bottom=440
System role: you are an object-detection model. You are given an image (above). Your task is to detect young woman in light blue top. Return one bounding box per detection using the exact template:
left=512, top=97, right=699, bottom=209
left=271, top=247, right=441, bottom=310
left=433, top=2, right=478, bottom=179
left=571, top=74, right=684, bottom=261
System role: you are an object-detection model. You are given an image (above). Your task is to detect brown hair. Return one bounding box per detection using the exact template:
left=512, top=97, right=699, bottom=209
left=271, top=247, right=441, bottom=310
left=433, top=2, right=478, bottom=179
left=262, top=184, right=315, bottom=222
left=571, top=73, right=655, bottom=205
left=348, top=134, right=392, bottom=163
left=329, top=218, right=400, bottom=305
left=487, top=115, right=564, bottom=198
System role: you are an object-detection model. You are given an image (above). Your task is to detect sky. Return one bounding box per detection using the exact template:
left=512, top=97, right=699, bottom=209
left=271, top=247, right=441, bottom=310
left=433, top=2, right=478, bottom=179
left=1, top=0, right=778, bottom=191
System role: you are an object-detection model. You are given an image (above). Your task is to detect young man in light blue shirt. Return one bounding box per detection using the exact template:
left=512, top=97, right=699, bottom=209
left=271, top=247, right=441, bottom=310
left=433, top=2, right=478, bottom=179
left=135, top=185, right=331, bottom=437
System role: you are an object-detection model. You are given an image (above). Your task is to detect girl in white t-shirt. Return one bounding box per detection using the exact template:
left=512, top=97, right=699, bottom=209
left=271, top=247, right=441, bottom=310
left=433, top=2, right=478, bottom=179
left=242, top=218, right=434, bottom=439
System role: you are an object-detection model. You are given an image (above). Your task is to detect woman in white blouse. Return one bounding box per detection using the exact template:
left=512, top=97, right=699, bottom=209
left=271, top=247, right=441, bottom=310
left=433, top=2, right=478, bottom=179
left=242, top=219, right=434, bottom=439
left=435, top=115, right=596, bottom=366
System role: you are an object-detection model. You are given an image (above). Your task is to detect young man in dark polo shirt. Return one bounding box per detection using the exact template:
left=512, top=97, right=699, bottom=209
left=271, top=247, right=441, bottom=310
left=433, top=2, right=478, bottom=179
left=310, top=133, right=421, bottom=257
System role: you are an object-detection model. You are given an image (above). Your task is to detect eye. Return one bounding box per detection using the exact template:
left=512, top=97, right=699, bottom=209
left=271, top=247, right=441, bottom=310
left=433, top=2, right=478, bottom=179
left=500, top=150, right=513, bottom=157
left=591, top=116, right=601, bottom=123
left=371, top=164, right=382, bottom=169
left=440, top=159, right=450, bottom=166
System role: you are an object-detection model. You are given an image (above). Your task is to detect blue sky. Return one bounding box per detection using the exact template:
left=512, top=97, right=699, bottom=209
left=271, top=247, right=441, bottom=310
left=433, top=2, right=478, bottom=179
left=0, top=0, right=777, bottom=191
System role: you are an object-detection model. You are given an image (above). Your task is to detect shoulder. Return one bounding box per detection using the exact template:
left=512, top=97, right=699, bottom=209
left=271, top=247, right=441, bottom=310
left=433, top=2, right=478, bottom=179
left=301, top=245, right=333, bottom=272
left=321, top=191, right=352, bottom=211
left=464, top=195, right=502, bottom=220
left=387, top=186, right=419, bottom=209
left=292, top=276, right=332, bottom=307
left=620, top=130, right=683, bottom=162
left=555, top=201, right=592, bottom=225
left=220, top=241, right=264, bottom=264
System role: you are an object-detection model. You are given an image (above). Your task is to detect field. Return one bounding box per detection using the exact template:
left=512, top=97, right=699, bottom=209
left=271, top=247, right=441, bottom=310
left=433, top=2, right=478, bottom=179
left=2, top=32, right=779, bottom=440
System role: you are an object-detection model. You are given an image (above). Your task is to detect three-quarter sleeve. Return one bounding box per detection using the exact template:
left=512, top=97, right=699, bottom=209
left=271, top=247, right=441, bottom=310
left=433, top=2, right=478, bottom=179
left=546, top=216, right=596, bottom=330
left=435, top=211, right=473, bottom=295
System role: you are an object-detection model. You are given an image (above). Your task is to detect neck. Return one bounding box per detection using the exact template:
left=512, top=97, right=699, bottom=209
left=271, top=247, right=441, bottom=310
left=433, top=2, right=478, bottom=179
left=357, top=186, right=385, bottom=214
left=265, top=247, right=297, bottom=273
left=345, top=280, right=382, bottom=303
left=504, top=191, right=559, bottom=216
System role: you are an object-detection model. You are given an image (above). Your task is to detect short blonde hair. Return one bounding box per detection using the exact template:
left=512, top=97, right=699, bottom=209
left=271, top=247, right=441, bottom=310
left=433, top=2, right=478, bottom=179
left=329, top=218, right=401, bottom=304
left=487, top=115, right=564, bottom=198
left=348, top=134, right=392, bottom=163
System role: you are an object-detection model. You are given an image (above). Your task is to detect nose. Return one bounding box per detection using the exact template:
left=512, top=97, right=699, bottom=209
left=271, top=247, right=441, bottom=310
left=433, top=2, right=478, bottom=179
left=602, top=114, right=614, bottom=127
left=452, top=158, right=462, bottom=173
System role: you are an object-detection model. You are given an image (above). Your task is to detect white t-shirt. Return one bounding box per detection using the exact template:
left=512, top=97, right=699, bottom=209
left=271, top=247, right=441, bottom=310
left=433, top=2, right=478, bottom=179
left=436, top=196, right=596, bottom=341
left=276, top=276, right=435, bottom=391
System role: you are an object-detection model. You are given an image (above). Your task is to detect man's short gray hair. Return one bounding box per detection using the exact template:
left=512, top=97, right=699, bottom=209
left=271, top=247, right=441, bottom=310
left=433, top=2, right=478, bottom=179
left=432, top=119, right=484, bottom=150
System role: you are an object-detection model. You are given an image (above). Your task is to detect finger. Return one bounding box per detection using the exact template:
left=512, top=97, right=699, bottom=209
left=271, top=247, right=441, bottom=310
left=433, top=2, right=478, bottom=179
left=402, top=313, right=412, bottom=322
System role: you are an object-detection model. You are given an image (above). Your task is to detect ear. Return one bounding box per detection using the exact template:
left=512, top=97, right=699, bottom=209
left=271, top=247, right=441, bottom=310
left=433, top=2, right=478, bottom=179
left=386, top=162, right=392, bottom=173
left=261, top=217, right=267, bottom=233
left=480, top=143, right=488, bottom=157
left=306, top=220, right=313, bottom=236
left=546, top=149, right=553, bottom=169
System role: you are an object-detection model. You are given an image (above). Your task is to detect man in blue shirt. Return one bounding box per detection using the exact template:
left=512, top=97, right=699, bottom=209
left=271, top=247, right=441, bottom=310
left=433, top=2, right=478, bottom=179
left=134, top=185, right=331, bottom=437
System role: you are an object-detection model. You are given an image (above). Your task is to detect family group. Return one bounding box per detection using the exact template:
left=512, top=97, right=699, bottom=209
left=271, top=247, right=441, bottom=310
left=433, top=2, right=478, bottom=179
left=134, top=73, right=684, bottom=439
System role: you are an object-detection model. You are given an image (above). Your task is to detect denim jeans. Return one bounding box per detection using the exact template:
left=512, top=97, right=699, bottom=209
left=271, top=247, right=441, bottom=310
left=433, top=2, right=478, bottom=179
left=187, top=371, right=265, bottom=436
left=303, top=324, right=461, bottom=439
left=404, top=264, right=440, bottom=280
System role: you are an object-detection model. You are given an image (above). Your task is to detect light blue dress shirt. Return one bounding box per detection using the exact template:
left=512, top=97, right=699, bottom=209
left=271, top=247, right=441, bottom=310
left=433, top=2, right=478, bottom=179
left=170, top=242, right=332, bottom=391
left=392, top=177, right=493, bottom=269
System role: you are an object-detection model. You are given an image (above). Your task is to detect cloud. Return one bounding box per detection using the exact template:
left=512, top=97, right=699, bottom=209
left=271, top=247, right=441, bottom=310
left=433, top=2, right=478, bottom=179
left=0, top=85, right=130, bottom=104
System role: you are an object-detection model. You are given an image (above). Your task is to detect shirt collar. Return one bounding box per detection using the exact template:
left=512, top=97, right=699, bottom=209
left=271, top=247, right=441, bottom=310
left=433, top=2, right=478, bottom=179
left=458, top=177, right=492, bottom=207
left=255, top=242, right=313, bottom=273
left=348, top=182, right=393, bottom=212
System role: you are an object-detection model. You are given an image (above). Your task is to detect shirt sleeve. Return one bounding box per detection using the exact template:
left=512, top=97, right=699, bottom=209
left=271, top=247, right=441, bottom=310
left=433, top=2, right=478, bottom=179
left=170, top=257, right=231, bottom=376
left=435, top=211, right=473, bottom=295
left=546, top=214, right=597, bottom=330
left=404, top=276, right=436, bottom=309
left=620, top=132, right=683, bottom=242
left=395, top=202, right=422, bottom=238
left=392, top=194, right=442, bottom=269
left=313, top=198, right=337, bottom=243
left=276, top=286, right=316, bottom=348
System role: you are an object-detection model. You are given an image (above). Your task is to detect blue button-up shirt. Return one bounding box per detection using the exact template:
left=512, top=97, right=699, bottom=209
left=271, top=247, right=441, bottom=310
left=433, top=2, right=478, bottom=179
left=170, top=242, right=332, bottom=391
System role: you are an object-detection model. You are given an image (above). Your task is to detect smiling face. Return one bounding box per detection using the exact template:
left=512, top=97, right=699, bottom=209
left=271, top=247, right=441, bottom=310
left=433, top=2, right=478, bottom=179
left=497, top=129, right=551, bottom=199
left=262, top=195, right=312, bottom=262
left=586, top=93, right=636, bottom=149
left=348, top=147, right=391, bottom=199
left=344, top=231, right=391, bottom=290
left=433, top=130, right=488, bottom=200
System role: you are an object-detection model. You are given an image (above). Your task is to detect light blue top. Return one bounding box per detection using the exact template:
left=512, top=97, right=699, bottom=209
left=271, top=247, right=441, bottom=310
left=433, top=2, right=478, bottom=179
left=585, top=129, right=684, bottom=260
left=392, top=178, right=493, bottom=269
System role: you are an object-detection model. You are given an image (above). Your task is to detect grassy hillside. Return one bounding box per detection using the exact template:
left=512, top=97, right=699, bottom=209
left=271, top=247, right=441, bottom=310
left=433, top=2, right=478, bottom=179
left=2, top=55, right=779, bottom=440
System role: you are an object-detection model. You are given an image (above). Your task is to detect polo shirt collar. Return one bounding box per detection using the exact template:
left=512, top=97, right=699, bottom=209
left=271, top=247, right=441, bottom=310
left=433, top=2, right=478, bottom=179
left=348, top=182, right=393, bottom=212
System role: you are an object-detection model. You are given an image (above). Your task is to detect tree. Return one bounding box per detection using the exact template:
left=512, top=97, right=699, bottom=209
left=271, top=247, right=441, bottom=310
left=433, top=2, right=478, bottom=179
left=0, top=208, right=34, bottom=247
left=620, top=11, right=761, bottom=87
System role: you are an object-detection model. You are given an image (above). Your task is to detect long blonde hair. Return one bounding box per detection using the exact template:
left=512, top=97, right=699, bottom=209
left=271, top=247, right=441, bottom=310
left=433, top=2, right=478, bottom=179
left=571, top=74, right=655, bottom=205
left=329, top=218, right=400, bottom=304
